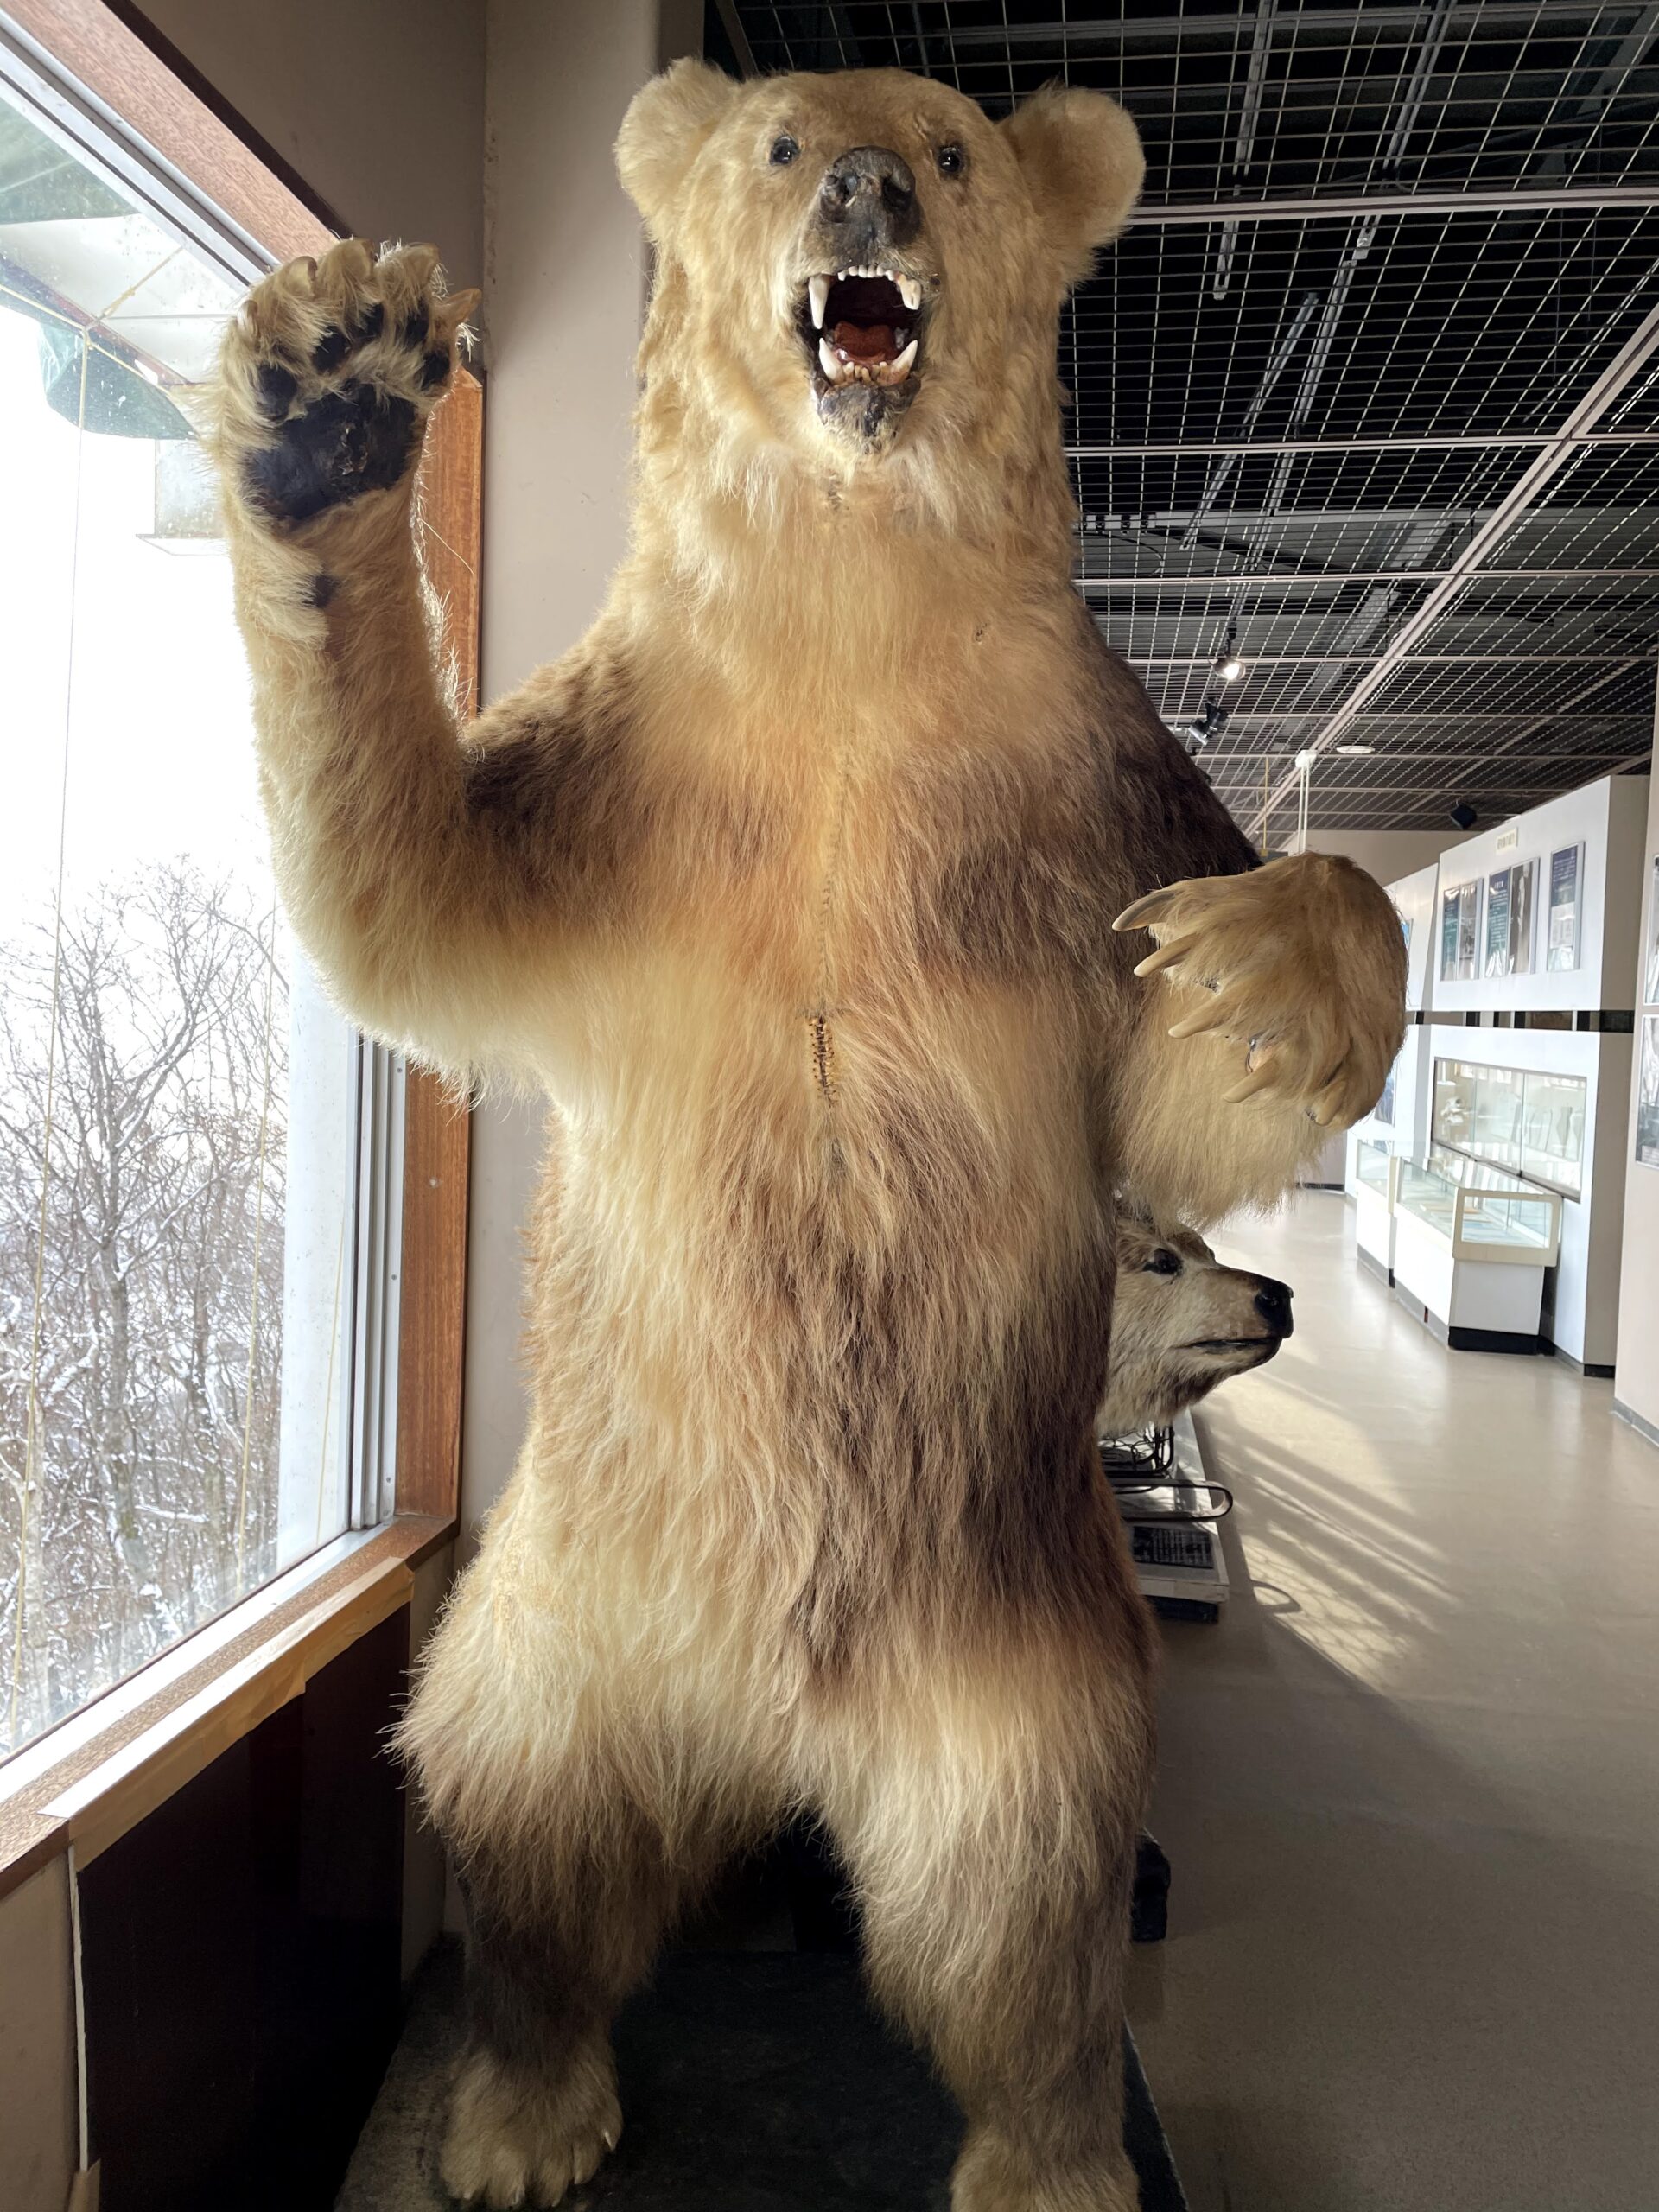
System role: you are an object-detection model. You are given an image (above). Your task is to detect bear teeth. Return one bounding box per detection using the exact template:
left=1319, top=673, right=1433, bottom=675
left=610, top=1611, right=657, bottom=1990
left=809, top=276, right=830, bottom=329
left=818, top=334, right=918, bottom=390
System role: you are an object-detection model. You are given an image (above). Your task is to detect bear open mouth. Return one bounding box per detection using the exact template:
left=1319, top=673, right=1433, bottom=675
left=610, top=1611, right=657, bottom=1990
left=799, top=268, right=925, bottom=391
left=1184, top=1337, right=1280, bottom=1356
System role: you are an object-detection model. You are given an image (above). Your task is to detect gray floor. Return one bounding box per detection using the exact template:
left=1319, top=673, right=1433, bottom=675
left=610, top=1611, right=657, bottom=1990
left=1128, top=1190, right=1659, bottom=2212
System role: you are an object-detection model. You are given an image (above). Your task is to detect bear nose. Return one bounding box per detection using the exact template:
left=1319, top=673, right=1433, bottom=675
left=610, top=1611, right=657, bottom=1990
left=820, top=145, right=920, bottom=244
left=1253, top=1278, right=1294, bottom=1338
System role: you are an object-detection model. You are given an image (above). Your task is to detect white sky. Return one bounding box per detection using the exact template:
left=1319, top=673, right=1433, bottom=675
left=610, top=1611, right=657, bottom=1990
left=0, top=305, right=272, bottom=950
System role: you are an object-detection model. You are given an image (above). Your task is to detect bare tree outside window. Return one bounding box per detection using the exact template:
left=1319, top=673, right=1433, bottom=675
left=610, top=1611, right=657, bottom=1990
left=0, top=868, right=289, bottom=1746
left=0, top=86, right=363, bottom=1759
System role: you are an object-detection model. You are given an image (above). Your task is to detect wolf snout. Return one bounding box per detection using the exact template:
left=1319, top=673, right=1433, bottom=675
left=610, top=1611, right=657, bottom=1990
left=1252, top=1276, right=1294, bottom=1338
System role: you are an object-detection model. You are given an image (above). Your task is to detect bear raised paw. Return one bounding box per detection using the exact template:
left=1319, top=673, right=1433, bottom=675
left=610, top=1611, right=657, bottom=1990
left=206, top=60, right=1405, bottom=2212
left=209, top=240, right=476, bottom=528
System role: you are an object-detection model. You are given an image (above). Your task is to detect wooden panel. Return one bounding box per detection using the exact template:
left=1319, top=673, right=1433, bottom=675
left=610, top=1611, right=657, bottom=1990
left=2, top=0, right=336, bottom=260
left=396, top=370, right=482, bottom=1522
left=0, top=1516, right=450, bottom=1903
left=77, top=1611, right=407, bottom=2211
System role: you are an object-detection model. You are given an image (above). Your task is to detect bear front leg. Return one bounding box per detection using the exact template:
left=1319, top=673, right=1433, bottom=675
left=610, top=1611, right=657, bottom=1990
left=202, top=244, right=555, bottom=1074
left=1110, top=852, right=1408, bottom=1225
left=1115, top=853, right=1407, bottom=1129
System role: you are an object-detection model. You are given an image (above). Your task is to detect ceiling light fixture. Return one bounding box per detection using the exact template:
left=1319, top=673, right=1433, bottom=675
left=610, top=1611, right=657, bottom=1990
left=1212, top=623, right=1246, bottom=684
left=1333, top=743, right=1375, bottom=755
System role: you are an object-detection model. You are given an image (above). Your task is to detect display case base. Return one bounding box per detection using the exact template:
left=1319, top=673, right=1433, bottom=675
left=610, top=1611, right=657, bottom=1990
left=1408, top=1297, right=1544, bottom=1356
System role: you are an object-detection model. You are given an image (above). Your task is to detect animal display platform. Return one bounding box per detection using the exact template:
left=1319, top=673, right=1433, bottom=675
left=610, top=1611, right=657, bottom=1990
left=337, top=1942, right=1187, bottom=2210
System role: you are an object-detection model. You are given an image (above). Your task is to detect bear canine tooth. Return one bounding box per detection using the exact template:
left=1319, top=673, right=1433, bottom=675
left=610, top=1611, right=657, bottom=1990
left=818, top=335, right=849, bottom=385
left=899, top=276, right=921, bottom=311
left=809, top=276, right=830, bottom=328
left=880, top=337, right=918, bottom=384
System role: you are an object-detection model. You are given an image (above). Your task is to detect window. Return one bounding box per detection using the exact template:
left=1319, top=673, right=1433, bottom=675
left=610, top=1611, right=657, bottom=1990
left=0, top=57, right=399, bottom=1757
left=1432, top=1058, right=1586, bottom=1200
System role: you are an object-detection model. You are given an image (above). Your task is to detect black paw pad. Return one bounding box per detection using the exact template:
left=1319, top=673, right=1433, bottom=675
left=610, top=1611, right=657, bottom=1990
left=312, top=324, right=351, bottom=372
left=400, top=304, right=430, bottom=351
left=254, top=362, right=298, bottom=420
left=244, top=381, right=420, bottom=524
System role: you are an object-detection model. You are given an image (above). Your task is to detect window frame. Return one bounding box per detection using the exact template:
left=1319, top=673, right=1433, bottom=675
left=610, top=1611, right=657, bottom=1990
left=0, top=0, right=473, bottom=1894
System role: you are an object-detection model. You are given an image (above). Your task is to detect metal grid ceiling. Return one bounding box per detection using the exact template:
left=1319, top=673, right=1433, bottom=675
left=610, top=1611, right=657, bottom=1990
left=710, top=1, right=1659, bottom=845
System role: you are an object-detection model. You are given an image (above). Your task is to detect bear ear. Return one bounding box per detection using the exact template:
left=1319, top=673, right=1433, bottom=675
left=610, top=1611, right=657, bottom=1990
left=615, top=59, right=741, bottom=238
left=1000, top=85, right=1145, bottom=286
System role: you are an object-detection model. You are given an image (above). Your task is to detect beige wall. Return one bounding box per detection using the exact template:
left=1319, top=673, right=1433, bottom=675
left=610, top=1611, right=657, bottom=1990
left=1614, top=754, right=1659, bottom=1436
left=460, top=0, right=702, bottom=1537
left=138, top=0, right=487, bottom=283
left=0, top=1858, right=78, bottom=2212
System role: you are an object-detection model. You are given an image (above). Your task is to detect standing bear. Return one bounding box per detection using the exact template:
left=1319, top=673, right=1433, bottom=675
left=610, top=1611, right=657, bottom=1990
left=205, top=62, right=1404, bottom=2212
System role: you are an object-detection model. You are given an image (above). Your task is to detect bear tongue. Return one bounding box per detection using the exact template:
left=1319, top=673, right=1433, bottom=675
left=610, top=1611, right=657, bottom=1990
left=832, top=320, right=896, bottom=363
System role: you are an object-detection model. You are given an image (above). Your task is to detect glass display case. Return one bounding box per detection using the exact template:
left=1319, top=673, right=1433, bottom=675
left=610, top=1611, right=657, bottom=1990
left=1431, top=1058, right=1586, bottom=1198
left=1394, top=1154, right=1562, bottom=1265
left=1354, top=1136, right=1398, bottom=1202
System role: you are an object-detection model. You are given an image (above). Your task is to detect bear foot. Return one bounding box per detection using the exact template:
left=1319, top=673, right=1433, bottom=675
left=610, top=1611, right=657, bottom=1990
left=438, top=2034, right=620, bottom=2209
left=952, top=2126, right=1141, bottom=2212
left=211, top=239, right=477, bottom=527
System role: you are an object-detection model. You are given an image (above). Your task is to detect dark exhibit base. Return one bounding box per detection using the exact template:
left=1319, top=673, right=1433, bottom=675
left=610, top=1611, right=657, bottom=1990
left=1395, top=1285, right=1543, bottom=1356
left=338, top=1942, right=1189, bottom=2212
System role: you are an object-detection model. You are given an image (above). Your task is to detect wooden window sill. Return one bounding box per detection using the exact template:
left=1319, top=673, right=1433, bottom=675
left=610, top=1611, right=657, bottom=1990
left=0, top=1512, right=455, bottom=1903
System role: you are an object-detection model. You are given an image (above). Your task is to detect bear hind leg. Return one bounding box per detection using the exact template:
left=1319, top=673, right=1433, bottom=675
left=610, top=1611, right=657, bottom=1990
left=815, top=1654, right=1150, bottom=2212
left=441, top=1779, right=756, bottom=2209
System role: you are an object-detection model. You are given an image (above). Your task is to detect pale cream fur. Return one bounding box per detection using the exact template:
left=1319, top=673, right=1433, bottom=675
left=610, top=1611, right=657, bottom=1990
left=203, top=66, right=1403, bottom=2212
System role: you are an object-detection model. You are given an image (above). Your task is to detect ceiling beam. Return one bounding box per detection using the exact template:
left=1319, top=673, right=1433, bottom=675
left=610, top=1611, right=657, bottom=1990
left=1135, top=181, right=1659, bottom=225
left=1192, top=711, right=1651, bottom=723
left=885, top=4, right=1652, bottom=50
left=1082, top=567, right=1659, bottom=589
left=1130, top=653, right=1654, bottom=666
left=1067, top=433, right=1659, bottom=458
left=1249, top=290, right=1659, bottom=833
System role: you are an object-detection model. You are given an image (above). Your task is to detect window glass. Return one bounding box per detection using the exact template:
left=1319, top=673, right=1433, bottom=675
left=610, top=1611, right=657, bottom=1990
left=1, top=83, right=361, bottom=1756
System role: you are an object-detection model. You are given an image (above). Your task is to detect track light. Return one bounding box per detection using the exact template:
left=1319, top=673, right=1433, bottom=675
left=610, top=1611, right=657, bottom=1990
left=1212, top=624, right=1245, bottom=684
left=1449, top=801, right=1478, bottom=831
left=1334, top=742, right=1375, bottom=756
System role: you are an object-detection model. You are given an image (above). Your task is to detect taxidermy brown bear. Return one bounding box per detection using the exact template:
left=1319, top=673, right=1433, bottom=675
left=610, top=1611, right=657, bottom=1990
left=205, top=60, right=1403, bottom=2212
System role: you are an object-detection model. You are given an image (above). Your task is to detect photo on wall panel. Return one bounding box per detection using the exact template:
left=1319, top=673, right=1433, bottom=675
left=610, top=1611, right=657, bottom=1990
left=1638, top=1016, right=1659, bottom=1173
left=1548, top=842, right=1583, bottom=972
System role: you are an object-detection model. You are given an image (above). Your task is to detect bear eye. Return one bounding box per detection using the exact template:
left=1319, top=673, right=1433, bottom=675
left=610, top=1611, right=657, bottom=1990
left=770, top=134, right=800, bottom=167
left=1142, top=1249, right=1182, bottom=1277
left=936, top=143, right=966, bottom=177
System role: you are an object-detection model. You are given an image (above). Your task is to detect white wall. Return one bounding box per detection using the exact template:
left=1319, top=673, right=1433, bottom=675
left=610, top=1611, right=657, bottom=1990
left=1345, top=861, right=1440, bottom=1195
left=1432, top=777, right=1649, bottom=1019
left=1614, top=752, right=1659, bottom=1438
left=1294, top=826, right=1461, bottom=878
left=461, top=0, right=703, bottom=1538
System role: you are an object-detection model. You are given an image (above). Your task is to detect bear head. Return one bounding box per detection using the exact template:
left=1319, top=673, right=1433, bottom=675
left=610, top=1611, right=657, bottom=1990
left=1096, top=1211, right=1294, bottom=1440
left=616, top=62, right=1143, bottom=479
